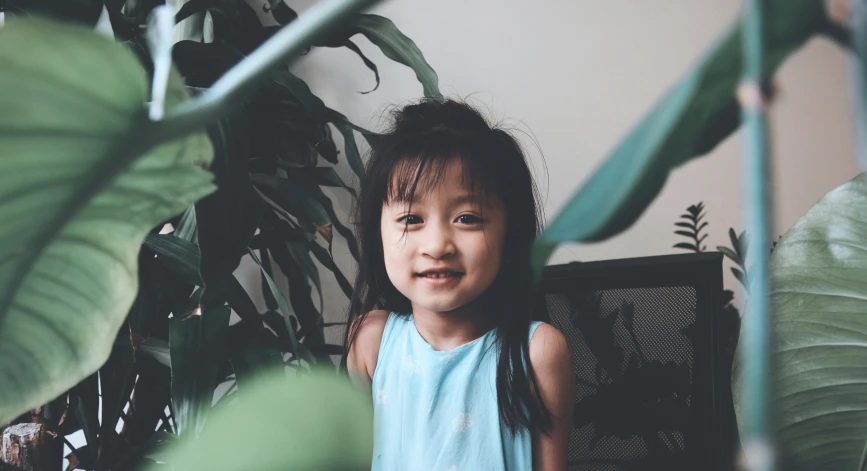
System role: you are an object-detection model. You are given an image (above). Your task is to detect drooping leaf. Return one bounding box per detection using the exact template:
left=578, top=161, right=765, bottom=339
left=248, top=249, right=303, bottom=362
left=0, top=16, right=214, bottom=425
left=224, top=275, right=264, bottom=328
left=532, top=1, right=846, bottom=271
left=252, top=174, right=332, bottom=228
left=320, top=14, right=441, bottom=100
left=733, top=173, right=867, bottom=469
left=269, top=240, right=325, bottom=350
left=150, top=370, right=372, bottom=471
left=339, top=38, right=380, bottom=94
left=332, top=121, right=366, bottom=180
left=310, top=242, right=354, bottom=299
left=169, top=305, right=231, bottom=438
left=196, top=107, right=264, bottom=307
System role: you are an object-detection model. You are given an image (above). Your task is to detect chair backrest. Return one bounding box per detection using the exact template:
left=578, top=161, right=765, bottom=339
left=539, top=253, right=736, bottom=471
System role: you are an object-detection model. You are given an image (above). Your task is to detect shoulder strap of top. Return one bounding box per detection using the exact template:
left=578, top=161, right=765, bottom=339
left=528, top=320, right=544, bottom=342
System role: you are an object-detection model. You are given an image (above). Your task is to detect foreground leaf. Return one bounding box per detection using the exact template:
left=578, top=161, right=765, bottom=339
left=733, top=173, right=867, bottom=470
left=0, top=16, right=215, bottom=425
left=150, top=369, right=372, bottom=471
left=532, top=1, right=846, bottom=270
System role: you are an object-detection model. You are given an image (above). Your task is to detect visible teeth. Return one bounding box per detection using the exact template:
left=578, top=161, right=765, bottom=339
left=423, top=272, right=454, bottom=278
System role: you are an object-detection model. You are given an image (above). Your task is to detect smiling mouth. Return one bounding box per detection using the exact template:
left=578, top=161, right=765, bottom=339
left=415, top=271, right=463, bottom=279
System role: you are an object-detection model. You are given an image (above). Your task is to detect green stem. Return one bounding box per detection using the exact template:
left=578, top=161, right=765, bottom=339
left=150, top=0, right=381, bottom=143
left=739, top=1, right=776, bottom=470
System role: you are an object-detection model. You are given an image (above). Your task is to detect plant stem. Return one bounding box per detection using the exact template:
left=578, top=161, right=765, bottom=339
left=738, top=1, right=776, bottom=470
left=152, top=0, right=381, bottom=143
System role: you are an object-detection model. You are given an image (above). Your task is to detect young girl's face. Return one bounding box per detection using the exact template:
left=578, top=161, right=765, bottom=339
left=381, top=157, right=506, bottom=316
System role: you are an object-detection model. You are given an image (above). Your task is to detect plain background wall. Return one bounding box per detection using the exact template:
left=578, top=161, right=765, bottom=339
left=233, top=0, right=860, bottom=345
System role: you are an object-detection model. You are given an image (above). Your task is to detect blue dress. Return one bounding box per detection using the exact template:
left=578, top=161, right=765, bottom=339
left=371, top=312, right=542, bottom=471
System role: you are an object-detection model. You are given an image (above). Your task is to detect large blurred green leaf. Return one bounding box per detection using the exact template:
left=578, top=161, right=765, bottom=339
left=0, top=16, right=214, bottom=425
left=532, top=1, right=847, bottom=270
left=149, top=369, right=373, bottom=471
left=169, top=305, right=231, bottom=438
left=733, top=173, right=867, bottom=470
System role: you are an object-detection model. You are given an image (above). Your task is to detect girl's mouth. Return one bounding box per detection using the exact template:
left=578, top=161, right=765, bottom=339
left=415, top=271, right=463, bottom=285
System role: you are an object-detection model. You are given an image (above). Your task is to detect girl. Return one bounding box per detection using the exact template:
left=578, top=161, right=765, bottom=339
left=343, top=99, right=575, bottom=471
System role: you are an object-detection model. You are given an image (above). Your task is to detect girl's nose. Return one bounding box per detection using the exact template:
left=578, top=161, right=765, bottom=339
left=419, top=223, right=456, bottom=260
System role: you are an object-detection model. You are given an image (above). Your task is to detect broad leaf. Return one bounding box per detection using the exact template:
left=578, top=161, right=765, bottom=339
left=150, top=370, right=372, bottom=471
left=0, top=16, right=214, bottom=425
left=733, top=173, right=867, bottom=470
left=169, top=305, right=231, bottom=438
left=532, top=1, right=847, bottom=270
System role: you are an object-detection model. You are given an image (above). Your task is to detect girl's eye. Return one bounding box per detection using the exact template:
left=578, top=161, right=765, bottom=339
left=456, top=214, right=483, bottom=225
left=398, top=214, right=423, bottom=225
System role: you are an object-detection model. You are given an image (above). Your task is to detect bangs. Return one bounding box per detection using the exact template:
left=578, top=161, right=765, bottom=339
left=383, top=131, right=498, bottom=205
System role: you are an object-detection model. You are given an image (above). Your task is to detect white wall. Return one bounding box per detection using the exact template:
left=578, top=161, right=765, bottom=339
left=237, top=0, right=859, bottom=341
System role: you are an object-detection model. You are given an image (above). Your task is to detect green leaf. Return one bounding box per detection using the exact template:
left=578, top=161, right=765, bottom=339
left=196, top=108, right=264, bottom=307
left=309, top=242, right=354, bottom=299
left=252, top=174, right=332, bottom=228
left=730, top=267, right=747, bottom=290
left=140, top=338, right=171, bottom=369
left=227, top=325, right=284, bottom=387
left=532, top=1, right=842, bottom=271
left=344, top=14, right=441, bottom=100
left=169, top=305, right=231, bottom=438
left=174, top=206, right=198, bottom=243
left=340, top=38, right=381, bottom=94
left=673, top=242, right=698, bottom=252
left=121, top=353, right=171, bottom=447
left=269, top=240, right=325, bottom=350
left=144, top=234, right=203, bottom=286
left=674, top=230, right=695, bottom=238
left=96, top=331, right=137, bottom=469
left=332, top=121, right=366, bottom=180
left=259, top=249, right=279, bottom=311
left=675, top=221, right=696, bottom=230
left=248, top=249, right=304, bottom=363
left=150, top=370, right=372, bottom=471
left=225, top=275, right=264, bottom=328
left=732, top=173, right=867, bottom=469
left=716, top=246, right=743, bottom=267
left=6, top=0, right=106, bottom=27
left=0, top=16, right=214, bottom=425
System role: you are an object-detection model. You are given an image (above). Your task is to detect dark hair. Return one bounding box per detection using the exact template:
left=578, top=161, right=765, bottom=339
left=341, top=98, right=552, bottom=435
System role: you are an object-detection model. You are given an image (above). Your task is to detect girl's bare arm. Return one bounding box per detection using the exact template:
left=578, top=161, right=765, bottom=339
left=530, top=323, right=576, bottom=471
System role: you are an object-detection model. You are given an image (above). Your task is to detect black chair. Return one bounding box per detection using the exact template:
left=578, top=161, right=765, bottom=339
left=539, top=253, right=737, bottom=471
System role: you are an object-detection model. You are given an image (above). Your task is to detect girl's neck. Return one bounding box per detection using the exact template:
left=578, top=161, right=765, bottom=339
left=410, top=301, right=494, bottom=351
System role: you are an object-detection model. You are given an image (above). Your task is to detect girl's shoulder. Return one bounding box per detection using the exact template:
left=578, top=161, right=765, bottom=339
left=347, top=310, right=391, bottom=383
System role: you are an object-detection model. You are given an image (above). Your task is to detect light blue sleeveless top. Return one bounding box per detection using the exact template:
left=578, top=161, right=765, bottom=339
left=371, top=312, right=542, bottom=471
